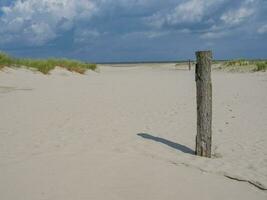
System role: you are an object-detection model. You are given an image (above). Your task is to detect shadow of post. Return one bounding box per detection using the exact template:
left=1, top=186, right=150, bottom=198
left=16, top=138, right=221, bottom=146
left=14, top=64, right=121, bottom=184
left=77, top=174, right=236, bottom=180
left=137, top=133, right=195, bottom=155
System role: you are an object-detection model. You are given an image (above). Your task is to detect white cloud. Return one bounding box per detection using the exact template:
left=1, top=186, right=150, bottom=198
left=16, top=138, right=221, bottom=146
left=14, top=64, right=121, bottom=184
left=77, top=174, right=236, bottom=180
left=257, top=24, right=267, bottom=34
left=25, top=22, right=57, bottom=45
left=221, top=7, right=254, bottom=26
left=200, top=0, right=259, bottom=40
left=97, top=0, right=154, bottom=7
left=142, top=31, right=170, bottom=39
left=0, top=0, right=264, bottom=47
left=147, top=0, right=225, bottom=28
left=167, top=0, right=215, bottom=24
left=145, top=0, right=262, bottom=41
left=120, top=30, right=169, bottom=40
left=74, top=29, right=101, bottom=44
left=200, top=31, right=228, bottom=39
left=0, top=0, right=97, bottom=45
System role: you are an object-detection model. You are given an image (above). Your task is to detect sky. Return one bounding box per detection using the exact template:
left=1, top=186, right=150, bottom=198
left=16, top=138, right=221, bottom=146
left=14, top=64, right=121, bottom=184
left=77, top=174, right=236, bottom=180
left=0, top=0, right=267, bottom=62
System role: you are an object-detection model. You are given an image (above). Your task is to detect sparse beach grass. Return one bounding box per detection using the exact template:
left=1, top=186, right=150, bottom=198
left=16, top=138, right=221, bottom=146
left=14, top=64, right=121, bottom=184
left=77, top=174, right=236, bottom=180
left=0, top=52, right=13, bottom=70
left=174, top=60, right=267, bottom=72
left=216, top=59, right=267, bottom=72
left=255, top=61, right=267, bottom=71
left=0, top=52, right=97, bottom=74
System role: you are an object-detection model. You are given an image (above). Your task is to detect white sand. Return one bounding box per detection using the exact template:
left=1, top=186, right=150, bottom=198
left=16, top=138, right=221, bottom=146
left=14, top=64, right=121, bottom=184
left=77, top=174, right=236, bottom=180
left=0, top=65, right=267, bottom=199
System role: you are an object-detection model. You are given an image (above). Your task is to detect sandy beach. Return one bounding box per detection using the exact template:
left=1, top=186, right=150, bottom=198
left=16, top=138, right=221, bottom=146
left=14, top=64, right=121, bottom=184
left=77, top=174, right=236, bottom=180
left=0, top=64, right=267, bottom=199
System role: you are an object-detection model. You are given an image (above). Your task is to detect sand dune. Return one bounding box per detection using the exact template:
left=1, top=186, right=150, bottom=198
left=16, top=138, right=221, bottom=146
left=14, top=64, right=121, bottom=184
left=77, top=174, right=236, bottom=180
left=0, top=65, right=266, bottom=199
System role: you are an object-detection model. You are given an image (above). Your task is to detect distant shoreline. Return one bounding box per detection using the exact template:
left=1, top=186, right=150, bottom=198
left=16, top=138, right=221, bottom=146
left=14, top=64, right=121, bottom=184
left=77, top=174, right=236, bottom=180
left=96, top=59, right=266, bottom=65
left=97, top=60, right=194, bottom=65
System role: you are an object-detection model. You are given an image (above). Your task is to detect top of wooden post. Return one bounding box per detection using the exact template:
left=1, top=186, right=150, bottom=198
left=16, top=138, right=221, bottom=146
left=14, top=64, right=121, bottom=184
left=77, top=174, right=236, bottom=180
left=195, top=50, right=212, bottom=82
left=195, top=51, right=213, bottom=61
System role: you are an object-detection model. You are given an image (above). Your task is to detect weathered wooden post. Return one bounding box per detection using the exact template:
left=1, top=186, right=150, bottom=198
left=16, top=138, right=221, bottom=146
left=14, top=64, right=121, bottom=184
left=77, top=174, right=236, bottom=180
left=195, top=51, right=212, bottom=158
left=188, top=59, right=191, bottom=71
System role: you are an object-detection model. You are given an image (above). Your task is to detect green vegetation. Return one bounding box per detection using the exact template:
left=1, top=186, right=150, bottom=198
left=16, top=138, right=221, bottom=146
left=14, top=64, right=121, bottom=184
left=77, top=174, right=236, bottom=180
left=225, top=59, right=250, bottom=67
left=0, top=52, right=97, bottom=74
left=0, top=52, right=13, bottom=69
left=255, top=61, right=267, bottom=71
left=219, top=59, right=267, bottom=72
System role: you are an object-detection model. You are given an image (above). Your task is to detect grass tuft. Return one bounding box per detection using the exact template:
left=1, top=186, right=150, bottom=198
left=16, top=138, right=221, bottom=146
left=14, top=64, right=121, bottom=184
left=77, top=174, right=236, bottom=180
left=255, top=62, right=267, bottom=71
left=0, top=51, right=97, bottom=74
left=222, top=59, right=267, bottom=72
left=0, top=52, right=14, bottom=70
left=225, top=59, right=250, bottom=67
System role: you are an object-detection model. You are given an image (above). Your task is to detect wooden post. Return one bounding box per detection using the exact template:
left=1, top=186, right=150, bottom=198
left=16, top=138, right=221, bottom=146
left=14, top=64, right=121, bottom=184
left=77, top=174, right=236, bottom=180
left=188, top=59, right=191, bottom=71
left=195, top=51, right=212, bottom=158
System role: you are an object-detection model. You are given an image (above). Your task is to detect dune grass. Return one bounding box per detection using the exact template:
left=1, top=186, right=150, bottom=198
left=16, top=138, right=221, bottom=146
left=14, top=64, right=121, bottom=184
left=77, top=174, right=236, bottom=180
left=255, top=61, right=267, bottom=71
left=220, top=59, right=267, bottom=72
left=0, top=52, right=97, bottom=74
left=0, top=52, right=13, bottom=70
left=225, top=59, right=250, bottom=67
